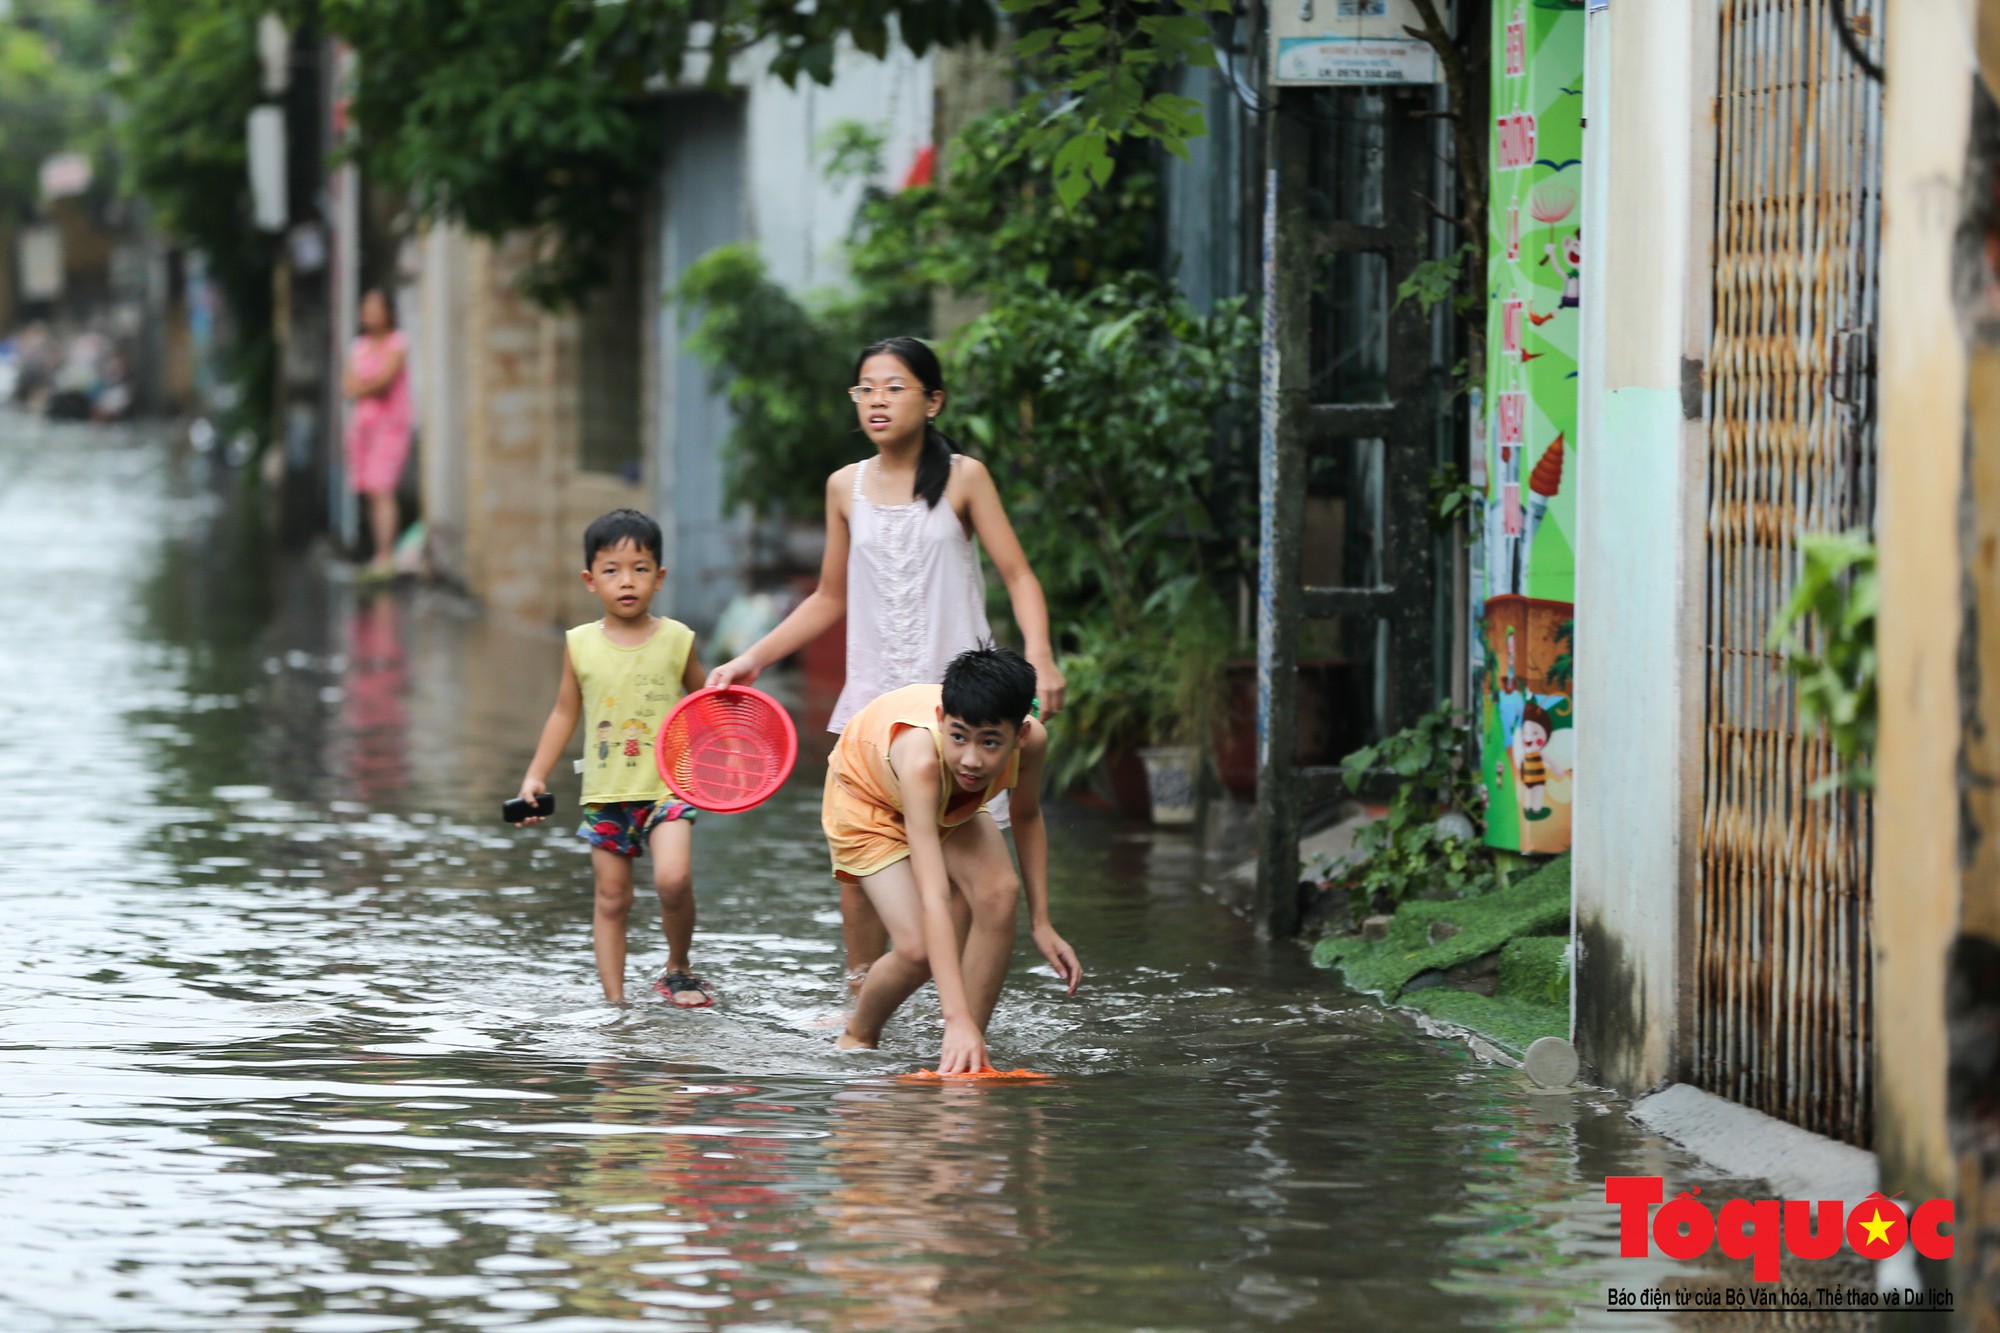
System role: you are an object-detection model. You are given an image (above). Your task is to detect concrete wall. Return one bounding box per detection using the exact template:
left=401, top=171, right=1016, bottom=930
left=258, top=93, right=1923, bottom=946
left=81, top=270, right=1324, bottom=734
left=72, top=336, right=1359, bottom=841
left=1162, top=60, right=1252, bottom=313
left=416, top=223, right=471, bottom=581
left=652, top=45, right=934, bottom=628
left=1865, top=10, right=2000, bottom=1308
left=1872, top=0, right=1976, bottom=1222
left=460, top=233, right=565, bottom=629
left=656, top=97, right=749, bottom=631
left=1570, top=0, right=1713, bottom=1096
left=457, top=234, right=646, bottom=633
left=422, top=44, right=934, bottom=633
left=930, top=42, right=1014, bottom=338
left=742, top=43, right=933, bottom=295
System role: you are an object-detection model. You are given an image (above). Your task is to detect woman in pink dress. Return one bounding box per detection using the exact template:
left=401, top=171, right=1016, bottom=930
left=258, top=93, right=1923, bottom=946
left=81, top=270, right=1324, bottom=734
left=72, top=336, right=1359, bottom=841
left=707, top=336, right=1066, bottom=985
left=341, top=289, right=411, bottom=577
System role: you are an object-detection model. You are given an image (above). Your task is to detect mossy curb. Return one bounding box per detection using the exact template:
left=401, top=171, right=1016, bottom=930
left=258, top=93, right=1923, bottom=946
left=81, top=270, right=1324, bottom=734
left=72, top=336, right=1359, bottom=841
left=1310, top=852, right=1571, bottom=1055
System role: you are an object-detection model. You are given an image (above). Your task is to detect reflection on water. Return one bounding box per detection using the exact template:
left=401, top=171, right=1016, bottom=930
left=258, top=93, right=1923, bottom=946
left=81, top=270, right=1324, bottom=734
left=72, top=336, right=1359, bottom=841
left=334, top=596, right=411, bottom=804
left=0, top=419, right=1869, bottom=1331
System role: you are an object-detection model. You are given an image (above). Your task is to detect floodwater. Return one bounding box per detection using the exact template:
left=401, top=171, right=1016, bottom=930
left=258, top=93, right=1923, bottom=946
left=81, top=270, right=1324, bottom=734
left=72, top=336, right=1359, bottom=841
left=0, top=419, right=1872, bottom=1331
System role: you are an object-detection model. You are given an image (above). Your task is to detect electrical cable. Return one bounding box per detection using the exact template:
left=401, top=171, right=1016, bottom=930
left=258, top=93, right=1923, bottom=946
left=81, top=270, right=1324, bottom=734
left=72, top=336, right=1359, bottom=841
left=1211, top=10, right=1277, bottom=119
left=1828, top=0, right=1884, bottom=83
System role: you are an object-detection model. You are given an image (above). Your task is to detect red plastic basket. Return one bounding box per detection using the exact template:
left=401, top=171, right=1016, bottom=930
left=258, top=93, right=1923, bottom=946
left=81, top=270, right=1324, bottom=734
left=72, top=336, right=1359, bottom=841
left=654, top=686, right=799, bottom=814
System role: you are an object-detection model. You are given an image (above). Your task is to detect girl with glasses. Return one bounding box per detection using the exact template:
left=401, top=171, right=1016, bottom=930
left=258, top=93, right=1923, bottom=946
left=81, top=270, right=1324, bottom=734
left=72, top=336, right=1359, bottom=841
left=706, top=336, right=1066, bottom=990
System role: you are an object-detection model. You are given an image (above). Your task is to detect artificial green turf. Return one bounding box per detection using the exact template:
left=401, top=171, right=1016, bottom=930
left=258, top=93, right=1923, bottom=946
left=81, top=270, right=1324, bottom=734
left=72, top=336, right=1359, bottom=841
left=1397, top=988, right=1567, bottom=1055
left=1497, top=934, right=1569, bottom=1007
left=1309, top=852, right=1572, bottom=998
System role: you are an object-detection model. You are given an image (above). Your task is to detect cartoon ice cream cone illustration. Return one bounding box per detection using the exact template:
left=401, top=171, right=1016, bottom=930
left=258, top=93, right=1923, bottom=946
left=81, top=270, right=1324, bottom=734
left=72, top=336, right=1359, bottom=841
left=1521, top=433, right=1565, bottom=570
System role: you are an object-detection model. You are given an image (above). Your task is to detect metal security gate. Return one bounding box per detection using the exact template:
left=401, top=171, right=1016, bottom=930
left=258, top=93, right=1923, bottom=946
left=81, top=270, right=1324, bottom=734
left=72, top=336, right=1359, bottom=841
left=1696, top=0, right=1880, bottom=1146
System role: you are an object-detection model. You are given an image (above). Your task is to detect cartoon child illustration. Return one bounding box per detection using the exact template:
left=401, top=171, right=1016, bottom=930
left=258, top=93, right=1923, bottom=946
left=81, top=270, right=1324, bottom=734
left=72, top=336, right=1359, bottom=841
left=1514, top=702, right=1555, bottom=821
left=621, top=718, right=643, bottom=765
left=595, top=719, right=614, bottom=763
left=1539, top=230, right=1581, bottom=311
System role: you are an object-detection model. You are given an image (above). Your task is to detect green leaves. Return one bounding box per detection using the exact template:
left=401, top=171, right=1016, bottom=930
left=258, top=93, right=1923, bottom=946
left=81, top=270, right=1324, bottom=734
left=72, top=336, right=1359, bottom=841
left=143, top=0, right=1224, bottom=304
left=951, top=274, right=1256, bottom=765
left=286, top=0, right=1000, bottom=305
left=117, top=0, right=275, bottom=436
left=1003, top=0, right=1221, bottom=210
left=1426, top=463, right=1486, bottom=534
left=1050, top=130, right=1112, bottom=209
left=1043, top=581, right=1234, bottom=791
left=1393, top=243, right=1479, bottom=317
left=675, top=95, right=1255, bottom=780
left=670, top=240, right=925, bottom=518
left=1768, top=530, right=1878, bottom=792
left=674, top=99, right=1163, bottom=517
left=1319, top=702, right=1503, bottom=917
left=0, top=0, right=120, bottom=223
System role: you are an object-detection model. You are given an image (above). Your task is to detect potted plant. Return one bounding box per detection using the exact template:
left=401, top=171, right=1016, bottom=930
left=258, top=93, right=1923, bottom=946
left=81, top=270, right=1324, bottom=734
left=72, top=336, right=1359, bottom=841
left=1042, top=613, right=1149, bottom=807
left=945, top=276, right=1256, bottom=820
left=1046, top=593, right=1232, bottom=824
left=1134, top=590, right=1231, bottom=824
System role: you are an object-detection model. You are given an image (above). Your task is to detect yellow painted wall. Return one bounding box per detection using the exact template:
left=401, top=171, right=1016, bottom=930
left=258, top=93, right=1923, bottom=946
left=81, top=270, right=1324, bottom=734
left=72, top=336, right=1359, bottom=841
left=459, top=234, right=647, bottom=635
left=1873, top=0, right=1972, bottom=1205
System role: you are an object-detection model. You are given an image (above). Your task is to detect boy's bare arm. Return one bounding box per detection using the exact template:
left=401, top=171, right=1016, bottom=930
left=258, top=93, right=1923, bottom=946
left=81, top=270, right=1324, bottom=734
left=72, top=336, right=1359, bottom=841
left=681, top=645, right=706, bottom=695
left=517, top=650, right=583, bottom=822
left=1010, top=726, right=1080, bottom=992
left=891, top=729, right=989, bottom=1073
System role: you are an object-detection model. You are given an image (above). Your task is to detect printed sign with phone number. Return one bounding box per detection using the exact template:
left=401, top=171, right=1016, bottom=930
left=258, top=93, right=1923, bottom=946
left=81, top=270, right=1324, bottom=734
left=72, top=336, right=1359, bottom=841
left=1272, top=37, right=1440, bottom=85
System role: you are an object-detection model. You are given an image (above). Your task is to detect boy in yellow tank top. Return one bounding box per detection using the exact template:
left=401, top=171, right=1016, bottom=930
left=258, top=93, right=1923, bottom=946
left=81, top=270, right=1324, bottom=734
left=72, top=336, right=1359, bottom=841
left=515, top=510, right=712, bottom=1007
left=826, top=646, right=1081, bottom=1072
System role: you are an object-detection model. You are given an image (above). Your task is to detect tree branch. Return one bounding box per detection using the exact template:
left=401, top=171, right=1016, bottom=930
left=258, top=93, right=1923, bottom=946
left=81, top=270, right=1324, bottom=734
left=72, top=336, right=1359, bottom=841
left=1404, top=0, right=1487, bottom=379
left=1402, top=1, right=1486, bottom=253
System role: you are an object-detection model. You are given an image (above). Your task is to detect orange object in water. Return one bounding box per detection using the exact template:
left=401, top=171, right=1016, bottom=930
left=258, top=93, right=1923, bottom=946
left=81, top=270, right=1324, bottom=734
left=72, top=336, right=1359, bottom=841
left=897, top=1066, right=1050, bottom=1081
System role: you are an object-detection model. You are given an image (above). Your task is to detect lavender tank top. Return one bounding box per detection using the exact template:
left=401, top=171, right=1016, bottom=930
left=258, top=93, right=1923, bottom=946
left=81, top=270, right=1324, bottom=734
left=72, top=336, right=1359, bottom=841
left=831, top=455, right=994, bottom=734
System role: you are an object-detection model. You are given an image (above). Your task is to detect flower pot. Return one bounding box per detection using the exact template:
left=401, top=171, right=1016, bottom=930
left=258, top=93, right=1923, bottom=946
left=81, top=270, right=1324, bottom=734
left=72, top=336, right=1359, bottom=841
left=1213, top=660, right=1367, bottom=795
left=1138, top=746, right=1201, bottom=825
left=1103, top=747, right=1154, bottom=819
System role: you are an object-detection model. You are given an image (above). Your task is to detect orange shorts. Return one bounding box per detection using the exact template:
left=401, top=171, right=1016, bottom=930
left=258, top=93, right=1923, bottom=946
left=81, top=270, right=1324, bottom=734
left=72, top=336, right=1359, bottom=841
left=822, top=769, right=983, bottom=885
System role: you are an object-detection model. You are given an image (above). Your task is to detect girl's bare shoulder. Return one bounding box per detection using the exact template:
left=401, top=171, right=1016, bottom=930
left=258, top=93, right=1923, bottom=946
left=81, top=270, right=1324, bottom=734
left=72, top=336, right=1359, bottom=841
left=947, top=454, right=996, bottom=514
left=827, top=463, right=860, bottom=511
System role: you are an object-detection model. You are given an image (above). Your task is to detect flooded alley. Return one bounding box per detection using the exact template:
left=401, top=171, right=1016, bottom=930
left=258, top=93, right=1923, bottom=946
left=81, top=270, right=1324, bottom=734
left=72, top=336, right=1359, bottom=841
left=0, top=419, right=1870, bottom=1330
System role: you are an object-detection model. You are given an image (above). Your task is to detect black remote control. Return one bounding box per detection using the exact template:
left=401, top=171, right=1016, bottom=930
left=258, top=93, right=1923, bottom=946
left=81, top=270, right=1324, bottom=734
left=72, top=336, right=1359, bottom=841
left=502, top=792, right=557, bottom=823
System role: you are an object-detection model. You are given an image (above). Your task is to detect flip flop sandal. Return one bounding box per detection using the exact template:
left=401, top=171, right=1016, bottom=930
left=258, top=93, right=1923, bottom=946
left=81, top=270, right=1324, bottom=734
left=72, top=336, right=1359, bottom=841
left=653, top=970, right=715, bottom=1008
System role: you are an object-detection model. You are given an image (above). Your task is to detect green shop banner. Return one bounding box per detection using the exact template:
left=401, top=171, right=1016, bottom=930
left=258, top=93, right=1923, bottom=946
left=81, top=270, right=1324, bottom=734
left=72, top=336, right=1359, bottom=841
left=1477, top=0, right=1582, bottom=854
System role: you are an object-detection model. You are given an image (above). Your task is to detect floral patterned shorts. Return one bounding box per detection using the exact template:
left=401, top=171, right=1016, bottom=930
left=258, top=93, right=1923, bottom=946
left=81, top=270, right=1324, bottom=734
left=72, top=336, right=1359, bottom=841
left=577, top=798, right=698, bottom=858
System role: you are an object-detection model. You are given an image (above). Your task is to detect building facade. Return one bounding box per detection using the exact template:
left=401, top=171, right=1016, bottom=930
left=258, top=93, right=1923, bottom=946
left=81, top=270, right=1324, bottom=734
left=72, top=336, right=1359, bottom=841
left=409, top=42, right=935, bottom=634
left=1561, top=16, right=2000, bottom=1300
left=1573, top=0, right=1886, bottom=1149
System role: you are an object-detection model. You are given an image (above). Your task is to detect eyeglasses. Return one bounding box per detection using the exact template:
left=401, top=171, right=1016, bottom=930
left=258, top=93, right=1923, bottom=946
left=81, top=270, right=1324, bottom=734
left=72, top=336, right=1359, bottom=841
left=847, top=384, right=915, bottom=402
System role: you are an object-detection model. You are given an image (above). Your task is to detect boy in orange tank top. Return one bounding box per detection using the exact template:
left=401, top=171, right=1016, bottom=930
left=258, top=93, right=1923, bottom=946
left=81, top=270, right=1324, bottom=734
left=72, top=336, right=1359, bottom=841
left=826, top=646, right=1081, bottom=1072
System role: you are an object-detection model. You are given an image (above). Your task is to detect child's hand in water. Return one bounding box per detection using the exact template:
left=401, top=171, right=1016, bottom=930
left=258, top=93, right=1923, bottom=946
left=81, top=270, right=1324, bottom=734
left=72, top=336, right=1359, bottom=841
left=705, top=657, right=763, bottom=690
left=937, top=1018, right=989, bottom=1075
left=1032, top=924, right=1082, bottom=995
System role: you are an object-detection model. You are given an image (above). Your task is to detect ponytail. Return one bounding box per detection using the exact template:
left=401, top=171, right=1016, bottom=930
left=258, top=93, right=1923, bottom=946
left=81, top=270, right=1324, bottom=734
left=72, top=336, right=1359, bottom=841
left=916, top=421, right=954, bottom=509
left=856, top=334, right=957, bottom=509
